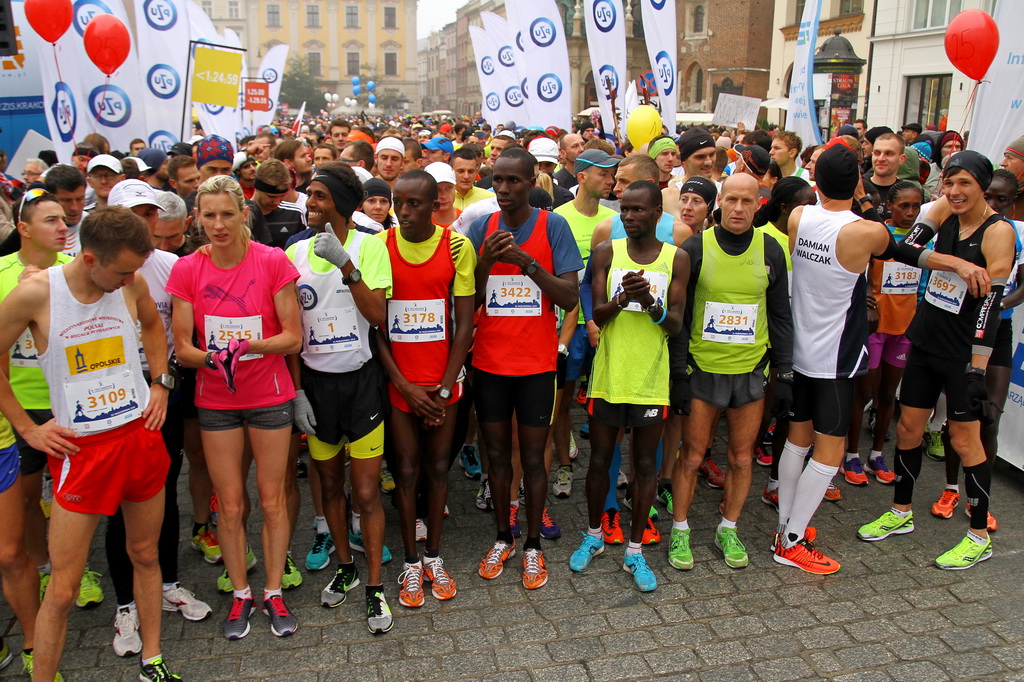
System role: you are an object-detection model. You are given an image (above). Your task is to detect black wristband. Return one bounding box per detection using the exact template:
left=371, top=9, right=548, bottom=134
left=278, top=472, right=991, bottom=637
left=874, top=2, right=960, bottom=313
left=205, top=352, right=216, bottom=370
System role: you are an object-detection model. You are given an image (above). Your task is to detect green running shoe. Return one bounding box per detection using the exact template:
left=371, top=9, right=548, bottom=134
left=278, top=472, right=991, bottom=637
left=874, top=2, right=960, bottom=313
left=935, top=535, right=992, bottom=570
left=924, top=429, right=945, bottom=461
left=667, top=528, right=693, bottom=570
left=657, top=487, right=674, bottom=514
left=76, top=568, right=103, bottom=608
left=715, top=526, right=748, bottom=568
left=217, top=547, right=258, bottom=593
left=0, top=636, right=10, bottom=670
left=21, top=650, right=63, bottom=681
left=857, top=511, right=915, bottom=542
left=281, top=553, right=303, bottom=589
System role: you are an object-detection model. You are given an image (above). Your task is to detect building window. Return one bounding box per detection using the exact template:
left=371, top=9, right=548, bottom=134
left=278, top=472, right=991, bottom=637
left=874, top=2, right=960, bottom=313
left=839, top=0, right=863, bottom=14
left=308, top=52, right=321, bottom=77
left=266, top=4, right=280, bottom=26
left=345, top=5, right=358, bottom=28
left=346, top=52, right=360, bottom=76
left=227, top=0, right=238, bottom=18
left=913, top=0, right=962, bottom=30
left=306, top=4, right=319, bottom=27
left=384, top=51, right=398, bottom=77
left=686, top=63, right=705, bottom=105
left=905, top=74, right=951, bottom=129
left=384, top=6, right=397, bottom=29
left=795, top=0, right=805, bottom=22
left=201, top=0, right=212, bottom=15
left=693, top=6, right=704, bottom=33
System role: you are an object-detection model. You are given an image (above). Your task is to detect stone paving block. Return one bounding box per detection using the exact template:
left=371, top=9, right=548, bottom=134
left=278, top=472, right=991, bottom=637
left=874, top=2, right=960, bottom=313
left=479, top=670, right=532, bottom=682
left=695, top=640, right=752, bottom=667
left=403, top=632, right=456, bottom=657
left=528, top=663, right=589, bottom=682
left=937, top=625, right=1003, bottom=652
left=830, top=671, right=893, bottom=682
left=993, top=618, right=1024, bottom=642
left=433, top=608, right=486, bottom=631
left=761, top=607, right=818, bottom=632
left=843, top=619, right=903, bottom=644
left=733, top=591, right=786, bottom=615
left=453, top=624, right=508, bottom=651
left=889, top=608, right=952, bottom=634
left=345, top=636, right=405, bottom=664
left=857, top=594, right=915, bottom=616
left=546, top=635, right=604, bottom=663
left=751, top=656, right=817, bottom=681
left=992, top=643, right=1024, bottom=670
left=697, top=663, right=757, bottom=681
left=805, top=651, right=844, bottom=675
left=887, top=660, right=949, bottom=682
left=940, top=601, right=1000, bottom=627
left=605, top=605, right=663, bottom=630
left=587, top=652, right=654, bottom=681
left=709, top=614, right=769, bottom=639
left=684, top=596, right=741, bottom=619
left=745, top=632, right=807, bottom=659
left=505, top=620, right=558, bottom=645
left=797, top=625, right=855, bottom=650
left=936, top=650, right=1006, bottom=678
left=833, top=645, right=898, bottom=669
left=493, top=643, right=553, bottom=671
left=644, top=648, right=700, bottom=674
left=806, top=601, right=868, bottom=624
left=777, top=584, right=831, bottom=606
left=379, top=656, right=442, bottom=680
left=903, top=586, right=960, bottom=609
left=599, top=629, right=658, bottom=655
left=888, top=635, right=951, bottom=661
left=440, top=650, right=498, bottom=677
left=652, top=622, right=714, bottom=647
left=551, top=613, right=610, bottom=637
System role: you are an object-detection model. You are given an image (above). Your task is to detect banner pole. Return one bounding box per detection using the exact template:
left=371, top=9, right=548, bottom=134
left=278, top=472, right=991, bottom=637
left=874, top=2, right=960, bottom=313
left=182, top=40, right=248, bottom=140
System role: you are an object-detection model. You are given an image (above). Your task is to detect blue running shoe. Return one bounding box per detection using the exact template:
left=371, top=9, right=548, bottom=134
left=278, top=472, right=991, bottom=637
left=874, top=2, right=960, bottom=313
left=460, top=445, right=482, bottom=479
left=509, top=505, right=521, bottom=538
left=305, top=531, right=334, bottom=571
left=569, top=534, right=604, bottom=571
left=348, top=530, right=393, bottom=564
left=623, top=552, right=657, bottom=592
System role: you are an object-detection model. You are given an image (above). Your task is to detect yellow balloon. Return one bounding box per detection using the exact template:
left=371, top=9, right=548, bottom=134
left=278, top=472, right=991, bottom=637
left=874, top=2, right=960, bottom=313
left=627, top=105, right=662, bottom=149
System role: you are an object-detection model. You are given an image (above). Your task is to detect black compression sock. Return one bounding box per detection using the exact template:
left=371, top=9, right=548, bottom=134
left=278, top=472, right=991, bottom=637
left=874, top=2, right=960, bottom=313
left=963, top=461, right=993, bottom=530
left=894, top=446, right=922, bottom=505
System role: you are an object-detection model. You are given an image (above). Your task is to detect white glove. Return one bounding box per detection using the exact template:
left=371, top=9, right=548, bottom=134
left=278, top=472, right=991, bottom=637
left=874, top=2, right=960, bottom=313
left=292, top=389, right=317, bottom=436
left=313, top=231, right=352, bottom=269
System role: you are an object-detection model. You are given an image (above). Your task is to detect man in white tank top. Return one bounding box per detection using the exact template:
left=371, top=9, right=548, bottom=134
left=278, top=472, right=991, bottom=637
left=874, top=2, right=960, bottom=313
left=0, top=206, right=182, bottom=681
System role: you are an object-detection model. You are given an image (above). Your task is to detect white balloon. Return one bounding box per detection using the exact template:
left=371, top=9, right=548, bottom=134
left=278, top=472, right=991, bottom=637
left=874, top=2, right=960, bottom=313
left=324, top=92, right=332, bottom=102
left=368, top=102, right=375, bottom=109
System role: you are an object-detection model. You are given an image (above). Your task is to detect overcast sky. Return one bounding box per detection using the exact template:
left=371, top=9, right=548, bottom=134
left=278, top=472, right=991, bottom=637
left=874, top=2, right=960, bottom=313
left=417, top=0, right=465, bottom=39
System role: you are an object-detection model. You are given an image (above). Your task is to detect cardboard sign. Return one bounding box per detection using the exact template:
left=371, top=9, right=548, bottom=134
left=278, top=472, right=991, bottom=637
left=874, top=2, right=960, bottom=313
left=712, top=93, right=762, bottom=129
left=243, top=81, right=271, bottom=111
left=191, top=46, right=243, bottom=107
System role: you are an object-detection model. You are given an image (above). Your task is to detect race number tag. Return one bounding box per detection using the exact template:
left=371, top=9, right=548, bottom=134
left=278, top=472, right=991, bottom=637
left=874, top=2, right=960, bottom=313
left=485, top=275, right=542, bottom=317
left=10, top=329, right=38, bottom=368
left=65, top=369, right=142, bottom=433
left=388, top=299, right=446, bottom=343
left=205, top=315, right=263, bottom=360
left=304, top=307, right=360, bottom=354
left=609, top=269, right=669, bottom=313
left=925, top=271, right=966, bottom=314
left=880, top=261, right=921, bottom=295
left=701, top=302, right=759, bottom=344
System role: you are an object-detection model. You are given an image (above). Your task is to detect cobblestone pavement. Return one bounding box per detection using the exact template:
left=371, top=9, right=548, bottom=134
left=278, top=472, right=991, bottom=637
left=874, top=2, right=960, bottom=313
left=2, top=407, right=1023, bottom=681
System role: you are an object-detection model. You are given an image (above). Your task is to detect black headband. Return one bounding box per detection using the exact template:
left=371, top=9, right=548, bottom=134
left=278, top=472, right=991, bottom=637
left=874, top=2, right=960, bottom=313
left=679, top=176, right=717, bottom=208
left=254, top=178, right=289, bottom=195
left=312, top=173, right=363, bottom=219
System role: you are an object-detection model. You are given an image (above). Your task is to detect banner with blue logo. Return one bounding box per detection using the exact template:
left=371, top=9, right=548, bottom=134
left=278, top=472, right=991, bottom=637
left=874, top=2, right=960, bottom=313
left=133, top=0, right=188, bottom=151
left=583, top=0, right=626, bottom=142
left=787, top=0, right=823, bottom=147
left=967, top=2, right=1024, bottom=165
left=638, top=0, right=677, bottom=135
left=0, top=1, right=51, bottom=163
left=505, top=0, right=572, bottom=130
left=28, top=22, right=95, bottom=162
left=251, top=44, right=288, bottom=132
left=185, top=2, right=244, bottom=144
left=469, top=26, right=507, bottom=128
left=480, top=12, right=525, bottom=127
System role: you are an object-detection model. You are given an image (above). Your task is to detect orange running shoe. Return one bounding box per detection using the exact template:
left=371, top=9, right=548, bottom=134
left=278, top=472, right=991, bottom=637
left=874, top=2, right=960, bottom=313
left=397, top=562, right=425, bottom=608
left=840, top=457, right=869, bottom=486
left=698, top=457, right=726, bottom=489
left=823, top=481, right=842, bottom=502
left=773, top=538, right=840, bottom=574
left=761, top=486, right=779, bottom=510
left=642, top=516, right=661, bottom=545
left=932, top=489, right=960, bottom=519
left=522, top=548, right=548, bottom=589
left=965, top=504, right=998, bottom=532
left=478, top=540, right=516, bottom=580
left=601, top=509, right=625, bottom=544
left=770, top=526, right=816, bottom=551
left=423, top=557, right=457, bottom=600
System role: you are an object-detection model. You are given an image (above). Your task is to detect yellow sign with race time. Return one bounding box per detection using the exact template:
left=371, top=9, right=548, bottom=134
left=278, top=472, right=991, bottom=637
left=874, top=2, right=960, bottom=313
left=191, top=46, right=243, bottom=107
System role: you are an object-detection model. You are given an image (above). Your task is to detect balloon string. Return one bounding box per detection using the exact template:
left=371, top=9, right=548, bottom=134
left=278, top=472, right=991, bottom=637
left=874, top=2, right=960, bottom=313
left=96, top=78, right=109, bottom=123
left=51, top=43, right=76, bottom=148
left=962, top=79, right=986, bottom=135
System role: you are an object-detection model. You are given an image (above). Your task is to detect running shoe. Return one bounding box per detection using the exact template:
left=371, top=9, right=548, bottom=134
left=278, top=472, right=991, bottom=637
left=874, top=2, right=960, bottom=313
left=262, top=594, right=298, bottom=637
left=295, top=457, right=308, bottom=478
left=518, top=480, right=526, bottom=505
left=935, top=535, right=993, bottom=570
left=20, top=650, right=63, bottom=681
left=657, top=486, right=674, bottom=514
left=475, top=477, right=493, bottom=511
left=769, top=526, right=817, bottom=552
left=0, top=637, right=8, bottom=670
left=347, top=530, right=393, bottom=563
left=925, top=428, right=945, bottom=461
left=478, top=540, right=516, bottom=580
left=112, top=604, right=142, bottom=657
left=209, top=492, right=219, bottom=526
left=398, top=562, right=425, bottom=608
left=932, top=489, right=960, bottom=519
left=857, top=510, right=915, bottom=541
left=38, top=572, right=50, bottom=602
left=40, top=473, right=53, bottom=518
left=667, top=528, right=693, bottom=570
left=509, top=505, right=521, bottom=538
left=568, top=432, right=579, bottom=460
left=553, top=466, right=573, bottom=498
left=868, top=408, right=877, bottom=437
left=569, top=533, right=605, bottom=571
left=623, top=552, right=657, bottom=592
left=698, top=457, right=726, bottom=489
left=366, top=589, right=394, bottom=634
left=601, top=509, right=625, bottom=544
left=642, top=516, right=661, bottom=545
left=305, top=531, right=334, bottom=571
left=840, top=456, right=869, bottom=486
left=761, top=485, right=779, bottom=510
left=575, top=381, right=588, bottom=406
left=223, top=595, right=255, bottom=640
left=281, top=554, right=303, bottom=589
left=965, top=504, right=999, bottom=532
left=773, top=539, right=840, bottom=574
left=77, top=568, right=103, bottom=608
left=823, top=481, right=842, bottom=502
left=522, top=548, right=548, bottom=589
left=754, top=445, right=772, bottom=467
left=161, top=584, right=212, bottom=621
left=423, top=556, right=457, bottom=600
left=320, top=563, right=359, bottom=607
left=217, top=547, right=258, bottom=593
left=379, top=466, right=395, bottom=493
left=139, top=656, right=182, bottom=681
left=621, top=490, right=658, bottom=520
left=415, top=518, right=428, bottom=542
left=191, top=525, right=222, bottom=564
left=864, top=455, right=896, bottom=484
left=762, top=423, right=776, bottom=446
left=715, top=526, right=749, bottom=568
left=460, top=445, right=482, bottom=480
left=540, top=508, right=561, bottom=540
left=616, top=470, right=628, bottom=489
left=579, top=422, right=590, bottom=439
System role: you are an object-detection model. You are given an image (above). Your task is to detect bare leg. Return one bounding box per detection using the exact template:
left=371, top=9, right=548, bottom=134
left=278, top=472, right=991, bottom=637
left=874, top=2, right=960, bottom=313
left=200, top=428, right=249, bottom=590
left=184, top=418, right=213, bottom=527
left=722, top=401, right=763, bottom=522
left=248, top=426, right=293, bottom=591
left=120, top=491, right=166, bottom=660
left=350, top=455, right=385, bottom=585
left=21, top=470, right=48, bottom=568
left=673, top=399, right=718, bottom=523
left=0, top=476, right=39, bottom=650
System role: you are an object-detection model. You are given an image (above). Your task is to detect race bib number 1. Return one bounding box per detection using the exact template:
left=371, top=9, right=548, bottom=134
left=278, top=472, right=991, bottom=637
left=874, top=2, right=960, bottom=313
left=485, top=275, right=542, bottom=317
left=304, top=307, right=360, bottom=354
left=205, top=315, right=263, bottom=360
left=701, top=302, right=758, bottom=344
left=924, top=271, right=965, bottom=314
left=389, top=299, right=446, bottom=343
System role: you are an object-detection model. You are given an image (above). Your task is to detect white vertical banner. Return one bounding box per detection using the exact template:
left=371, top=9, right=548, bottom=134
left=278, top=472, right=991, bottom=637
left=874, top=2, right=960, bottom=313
left=787, top=0, right=823, bottom=146
left=638, top=0, right=677, bottom=134
left=481, top=12, right=526, bottom=126
left=1000, top=274, right=1024, bottom=471
left=133, top=0, right=189, bottom=150
left=469, top=26, right=506, bottom=127
left=222, top=28, right=249, bottom=139
left=967, top=2, right=1024, bottom=163
left=67, top=0, right=149, bottom=151
left=28, top=32, right=92, bottom=162
left=500, top=3, right=537, bottom=126
left=506, top=0, right=572, bottom=130
left=186, top=1, right=240, bottom=144
left=583, top=0, right=626, bottom=141
left=251, top=44, right=289, bottom=131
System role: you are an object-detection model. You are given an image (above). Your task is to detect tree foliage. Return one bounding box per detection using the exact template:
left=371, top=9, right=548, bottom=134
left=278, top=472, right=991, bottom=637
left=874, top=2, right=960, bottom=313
left=280, top=56, right=321, bottom=110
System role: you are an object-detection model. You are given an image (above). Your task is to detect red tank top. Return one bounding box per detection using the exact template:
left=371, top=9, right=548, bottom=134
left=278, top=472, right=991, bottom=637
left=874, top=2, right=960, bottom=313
left=384, top=227, right=456, bottom=387
left=473, top=210, right=557, bottom=375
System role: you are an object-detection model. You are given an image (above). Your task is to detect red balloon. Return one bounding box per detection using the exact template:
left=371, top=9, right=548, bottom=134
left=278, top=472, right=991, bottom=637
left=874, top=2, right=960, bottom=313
left=83, top=14, right=130, bottom=76
left=24, top=0, right=73, bottom=43
left=944, top=9, right=999, bottom=81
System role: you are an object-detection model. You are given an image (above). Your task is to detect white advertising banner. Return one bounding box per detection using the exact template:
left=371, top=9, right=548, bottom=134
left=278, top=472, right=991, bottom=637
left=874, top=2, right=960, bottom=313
left=133, top=0, right=189, bottom=150
left=787, top=0, right=823, bottom=146
left=469, top=25, right=507, bottom=127
left=250, top=44, right=288, bottom=132
left=480, top=12, right=526, bottom=127
left=638, top=0, right=677, bottom=134
left=967, top=1, right=1024, bottom=165
left=28, top=29, right=92, bottom=162
left=505, top=0, right=572, bottom=130
left=583, top=0, right=627, bottom=142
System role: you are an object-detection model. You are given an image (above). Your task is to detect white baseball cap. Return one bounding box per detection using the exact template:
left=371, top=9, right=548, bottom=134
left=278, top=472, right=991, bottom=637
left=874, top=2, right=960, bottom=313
left=108, top=179, right=160, bottom=209
left=528, top=137, right=559, bottom=164
left=87, top=154, right=123, bottom=174
left=425, top=161, right=456, bottom=185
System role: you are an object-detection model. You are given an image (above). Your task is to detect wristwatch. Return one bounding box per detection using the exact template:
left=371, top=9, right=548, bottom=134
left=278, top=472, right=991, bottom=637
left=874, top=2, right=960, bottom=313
left=966, top=364, right=986, bottom=377
left=205, top=352, right=217, bottom=370
left=342, top=268, right=362, bottom=286
left=437, top=386, right=453, bottom=401
left=152, top=373, right=177, bottom=390
left=857, top=196, right=873, bottom=206
left=521, top=260, right=539, bottom=277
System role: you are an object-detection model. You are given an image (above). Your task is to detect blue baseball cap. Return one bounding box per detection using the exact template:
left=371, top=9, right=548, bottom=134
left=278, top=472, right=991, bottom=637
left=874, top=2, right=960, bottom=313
left=574, top=149, right=620, bottom=173
left=423, top=136, right=454, bottom=155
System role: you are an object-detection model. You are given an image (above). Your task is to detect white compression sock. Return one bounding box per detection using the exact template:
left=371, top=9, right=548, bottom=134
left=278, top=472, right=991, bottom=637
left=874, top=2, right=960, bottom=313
left=783, top=458, right=838, bottom=548
left=776, top=441, right=810, bottom=527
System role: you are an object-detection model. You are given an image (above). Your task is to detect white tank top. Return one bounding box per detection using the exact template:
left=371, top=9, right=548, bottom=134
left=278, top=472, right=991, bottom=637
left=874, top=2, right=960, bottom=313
left=293, top=233, right=373, bottom=373
left=39, top=265, right=150, bottom=435
left=791, top=204, right=869, bottom=379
